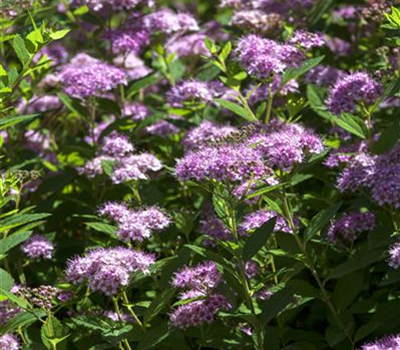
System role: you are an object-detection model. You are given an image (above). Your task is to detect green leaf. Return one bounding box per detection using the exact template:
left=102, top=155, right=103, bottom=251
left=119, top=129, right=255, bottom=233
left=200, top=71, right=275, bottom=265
left=144, top=288, right=176, bottom=324
left=57, top=92, right=89, bottom=117
left=371, top=118, right=400, bottom=154
left=0, top=268, right=14, bottom=291
left=85, top=222, right=118, bottom=240
left=0, top=114, right=39, bottom=130
left=12, top=35, right=31, bottom=66
left=306, top=84, right=332, bottom=120
left=0, top=213, right=51, bottom=233
left=261, top=286, right=295, bottom=323
left=303, top=202, right=342, bottom=242
left=49, top=29, right=70, bottom=40
left=0, top=231, right=32, bottom=255
left=127, top=74, right=160, bottom=98
left=333, top=113, right=368, bottom=139
left=215, top=99, right=257, bottom=122
left=218, top=41, right=232, bottom=61
left=242, top=217, right=276, bottom=260
left=0, top=310, right=46, bottom=336
left=41, top=314, right=69, bottom=350
left=282, top=56, right=324, bottom=85
left=138, top=323, right=170, bottom=350
left=0, top=288, right=29, bottom=308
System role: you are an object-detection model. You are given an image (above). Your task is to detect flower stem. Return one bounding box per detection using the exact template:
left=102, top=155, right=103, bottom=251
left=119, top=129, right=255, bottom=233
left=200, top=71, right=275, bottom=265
left=121, top=291, right=145, bottom=331
left=281, top=192, right=355, bottom=349
left=264, top=84, right=274, bottom=124
left=112, top=297, right=133, bottom=350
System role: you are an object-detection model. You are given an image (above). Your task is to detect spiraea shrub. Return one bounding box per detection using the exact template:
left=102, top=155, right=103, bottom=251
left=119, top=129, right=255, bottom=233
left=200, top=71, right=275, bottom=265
left=2, top=1, right=400, bottom=349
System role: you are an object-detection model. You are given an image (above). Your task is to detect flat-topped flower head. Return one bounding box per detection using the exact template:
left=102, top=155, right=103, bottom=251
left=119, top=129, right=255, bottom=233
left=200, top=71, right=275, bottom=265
left=388, top=243, right=400, bottom=269
left=66, top=247, right=155, bottom=295
left=359, top=334, right=400, bottom=350
left=101, top=132, right=135, bottom=158
left=328, top=212, right=375, bottom=244
left=167, top=80, right=213, bottom=107
left=170, top=293, right=230, bottom=329
left=249, top=123, right=324, bottom=171
left=72, top=0, right=153, bottom=11
left=236, top=34, right=304, bottom=78
left=98, top=202, right=130, bottom=222
left=172, top=261, right=221, bottom=291
left=143, top=10, right=199, bottom=34
left=182, top=121, right=237, bottom=150
left=111, top=153, right=162, bottom=184
left=305, top=65, right=344, bottom=86
left=238, top=210, right=295, bottom=234
left=327, top=72, right=382, bottom=115
left=289, top=30, right=325, bottom=50
left=175, top=143, right=272, bottom=183
left=117, top=207, right=171, bottom=241
left=0, top=334, right=20, bottom=350
left=21, top=235, right=54, bottom=260
left=60, top=53, right=127, bottom=98
left=167, top=33, right=209, bottom=58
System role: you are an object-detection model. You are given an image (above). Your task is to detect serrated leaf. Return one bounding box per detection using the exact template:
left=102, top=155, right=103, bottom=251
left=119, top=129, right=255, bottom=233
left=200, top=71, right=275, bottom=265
left=0, top=230, right=32, bottom=255
left=0, top=288, right=29, bottom=308
left=0, top=310, right=46, bottom=336
left=261, top=286, right=295, bottom=323
left=0, top=114, right=39, bottom=130
left=282, top=56, right=324, bottom=85
left=49, top=29, right=70, bottom=40
left=304, top=202, right=342, bottom=242
left=242, top=217, right=276, bottom=260
left=127, top=74, right=160, bottom=98
left=333, top=113, right=368, bottom=139
left=144, top=288, right=176, bottom=324
left=0, top=213, right=51, bottom=233
left=0, top=268, right=14, bottom=291
left=12, top=35, right=31, bottom=66
left=85, top=222, right=118, bottom=239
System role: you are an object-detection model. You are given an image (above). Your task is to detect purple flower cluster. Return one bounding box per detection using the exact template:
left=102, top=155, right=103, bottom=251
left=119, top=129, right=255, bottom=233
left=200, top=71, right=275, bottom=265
left=305, top=65, right=344, bottom=86
left=249, top=123, right=324, bottom=171
left=145, top=120, right=180, bottom=137
left=199, top=207, right=232, bottom=244
left=175, top=143, right=272, bottom=183
left=142, top=10, right=199, bottom=34
left=167, top=33, right=209, bottom=58
left=289, top=30, right=325, bottom=50
left=324, top=141, right=368, bottom=168
left=359, top=334, right=400, bottom=350
left=170, top=261, right=230, bottom=329
left=245, top=260, right=260, bottom=278
left=327, top=72, right=382, bottom=115
left=123, top=102, right=149, bottom=121
left=238, top=210, right=295, bottom=234
left=80, top=132, right=162, bottom=183
left=182, top=121, right=237, bottom=150
left=338, top=145, right=400, bottom=208
left=101, top=132, right=135, bottom=157
left=73, top=0, right=153, bottom=11
left=230, top=10, right=282, bottom=34
left=388, top=242, right=400, bottom=269
left=0, top=334, right=20, bottom=350
left=99, top=201, right=171, bottom=241
left=21, top=235, right=54, bottom=260
left=60, top=53, right=127, bottom=98
left=167, top=80, right=214, bottom=107
left=104, top=28, right=150, bottom=55
left=236, top=34, right=304, bottom=78
left=66, top=247, right=155, bottom=295
left=14, top=285, right=60, bottom=309
left=328, top=212, right=375, bottom=244
left=0, top=300, right=20, bottom=325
